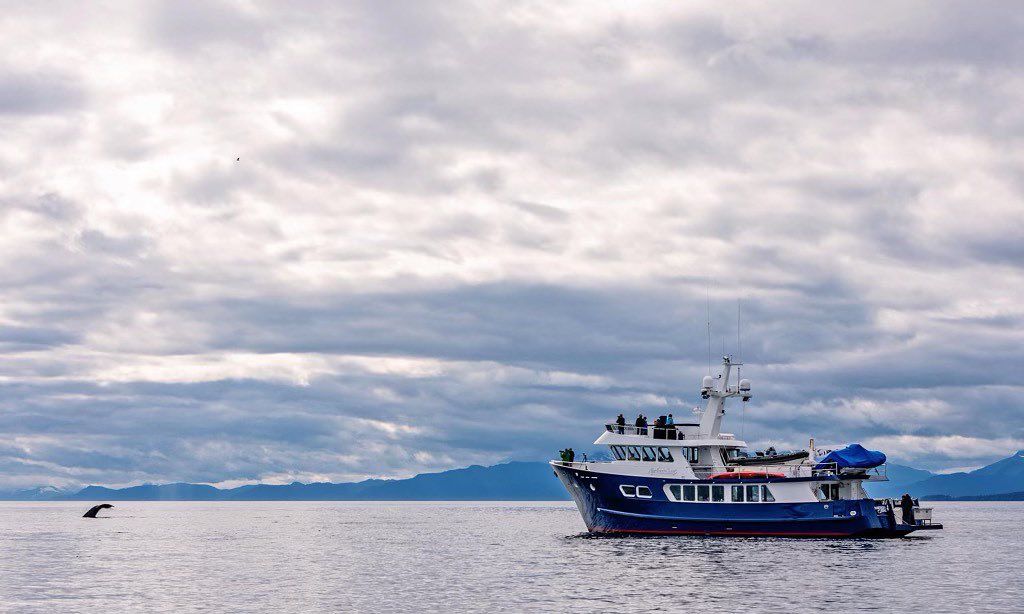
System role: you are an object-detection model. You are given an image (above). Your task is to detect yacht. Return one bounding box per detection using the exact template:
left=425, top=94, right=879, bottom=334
left=551, top=356, right=943, bottom=537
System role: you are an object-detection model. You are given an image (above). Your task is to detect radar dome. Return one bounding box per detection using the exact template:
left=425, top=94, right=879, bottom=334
left=701, top=375, right=714, bottom=390
left=739, top=379, right=751, bottom=391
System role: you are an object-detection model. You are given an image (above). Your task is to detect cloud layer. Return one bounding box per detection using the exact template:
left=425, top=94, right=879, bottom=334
left=1, top=1, right=1022, bottom=487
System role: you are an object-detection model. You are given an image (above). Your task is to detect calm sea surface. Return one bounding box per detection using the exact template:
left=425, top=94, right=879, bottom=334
left=0, top=501, right=1019, bottom=613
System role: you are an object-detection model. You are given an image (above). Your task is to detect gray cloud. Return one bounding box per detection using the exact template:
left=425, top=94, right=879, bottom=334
left=0, top=69, right=85, bottom=115
left=147, top=0, right=269, bottom=54
left=0, top=1, right=1022, bottom=487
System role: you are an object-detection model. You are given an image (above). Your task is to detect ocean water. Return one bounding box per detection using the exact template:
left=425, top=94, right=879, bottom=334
left=0, top=501, right=1019, bottom=613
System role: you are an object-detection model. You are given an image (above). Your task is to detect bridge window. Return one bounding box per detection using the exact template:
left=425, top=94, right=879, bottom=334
left=731, top=485, right=744, bottom=502
left=820, top=483, right=840, bottom=501
left=614, top=445, right=674, bottom=463
left=636, top=486, right=652, bottom=499
left=746, top=484, right=760, bottom=503
left=620, top=485, right=636, bottom=498
left=711, top=485, right=725, bottom=502
left=683, top=485, right=695, bottom=501
left=682, top=447, right=700, bottom=463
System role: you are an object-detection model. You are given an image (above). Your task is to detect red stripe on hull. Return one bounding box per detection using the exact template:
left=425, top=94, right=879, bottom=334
left=594, top=528, right=852, bottom=537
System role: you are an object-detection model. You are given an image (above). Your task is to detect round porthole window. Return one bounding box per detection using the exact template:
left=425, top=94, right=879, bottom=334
left=850, top=510, right=857, bottom=516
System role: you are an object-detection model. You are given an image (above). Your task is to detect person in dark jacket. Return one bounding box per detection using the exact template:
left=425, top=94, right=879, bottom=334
left=900, top=493, right=916, bottom=525
left=616, top=413, right=626, bottom=434
left=567, top=448, right=575, bottom=463
left=653, top=415, right=666, bottom=439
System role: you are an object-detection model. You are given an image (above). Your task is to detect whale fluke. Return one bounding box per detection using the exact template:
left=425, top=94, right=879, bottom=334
left=83, top=504, right=113, bottom=518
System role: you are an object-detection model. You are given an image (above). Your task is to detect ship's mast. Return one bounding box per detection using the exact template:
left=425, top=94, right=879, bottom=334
left=698, top=355, right=751, bottom=438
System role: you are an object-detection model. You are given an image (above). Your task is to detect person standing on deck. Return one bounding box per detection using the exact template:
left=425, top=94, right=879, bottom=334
left=900, top=493, right=916, bottom=525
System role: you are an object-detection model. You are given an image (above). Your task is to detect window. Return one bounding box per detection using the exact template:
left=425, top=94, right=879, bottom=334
left=820, top=483, right=840, bottom=501
left=657, top=447, right=674, bottom=462
left=641, top=447, right=657, bottom=462
left=669, top=483, right=726, bottom=503
left=620, top=485, right=636, bottom=498
left=611, top=446, right=626, bottom=461
left=627, top=446, right=640, bottom=461
left=636, top=486, right=652, bottom=499
left=682, top=447, right=700, bottom=463
left=725, top=484, right=775, bottom=503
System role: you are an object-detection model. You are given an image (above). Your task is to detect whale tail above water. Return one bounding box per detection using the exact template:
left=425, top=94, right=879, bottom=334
left=83, top=504, right=113, bottom=518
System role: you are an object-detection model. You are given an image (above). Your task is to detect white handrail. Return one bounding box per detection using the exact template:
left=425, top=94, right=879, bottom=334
left=604, top=423, right=685, bottom=438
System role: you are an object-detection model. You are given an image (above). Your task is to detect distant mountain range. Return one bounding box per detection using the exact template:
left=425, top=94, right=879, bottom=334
left=4, top=451, right=1024, bottom=501
left=923, top=492, right=1024, bottom=502
left=868, top=450, right=1024, bottom=500
left=0, top=461, right=570, bottom=501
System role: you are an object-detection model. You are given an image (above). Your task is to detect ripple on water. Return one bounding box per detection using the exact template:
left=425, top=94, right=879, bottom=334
left=0, top=501, right=1018, bottom=614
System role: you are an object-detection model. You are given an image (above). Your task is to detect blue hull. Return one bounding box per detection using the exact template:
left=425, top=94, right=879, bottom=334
left=552, top=463, right=917, bottom=537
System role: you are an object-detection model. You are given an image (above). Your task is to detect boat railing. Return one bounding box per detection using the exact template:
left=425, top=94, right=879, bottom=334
left=691, top=462, right=885, bottom=479
left=875, top=498, right=937, bottom=526
left=861, top=464, right=888, bottom=481
left=554, top=460, right=889, bottom=482
left=604, top=424, right=686, bottom=440
left=551, top=461, right=598, bottom=471
left=689, top=464, right=820, bottom=479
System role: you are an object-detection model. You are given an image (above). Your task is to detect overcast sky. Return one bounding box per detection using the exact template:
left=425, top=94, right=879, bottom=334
left=1, top=1, right=1022, bottom=488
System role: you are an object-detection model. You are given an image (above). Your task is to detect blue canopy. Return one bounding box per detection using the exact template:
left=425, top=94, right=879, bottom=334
left=814, top=443, right=886, bottom=471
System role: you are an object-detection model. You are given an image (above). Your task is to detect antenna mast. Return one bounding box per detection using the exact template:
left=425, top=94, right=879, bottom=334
left=737, top=299, right=743, bottom=439
left=736, top=299, right=742, bottom=379
left=705, top=290, right=712, bottom=375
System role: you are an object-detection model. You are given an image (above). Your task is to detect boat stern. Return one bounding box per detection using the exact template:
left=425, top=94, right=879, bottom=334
left=871, top=498, right=944, bottom=536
